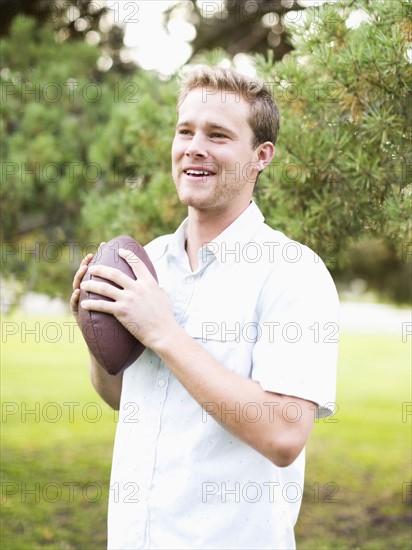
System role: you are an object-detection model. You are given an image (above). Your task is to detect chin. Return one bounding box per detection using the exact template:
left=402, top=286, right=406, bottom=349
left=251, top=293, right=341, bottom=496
left=181, top=197, right=207, bottom=209
left=179, top=195, right=213, bottom=211
left=177, top=187, right=207, bottom=208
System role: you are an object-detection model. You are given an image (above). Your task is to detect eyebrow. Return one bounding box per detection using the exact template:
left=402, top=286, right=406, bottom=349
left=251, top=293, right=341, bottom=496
left=176, top=121, right=237, bottom=138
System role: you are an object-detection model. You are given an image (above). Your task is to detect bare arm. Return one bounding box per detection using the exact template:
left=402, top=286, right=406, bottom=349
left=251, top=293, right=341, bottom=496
left=152, top=324, right=315, bottom=467
left=70, top=252, right=123, bottom=410
left=79, top=250, right=315, bottom=466
left=88, top=352, right=123, bottom=410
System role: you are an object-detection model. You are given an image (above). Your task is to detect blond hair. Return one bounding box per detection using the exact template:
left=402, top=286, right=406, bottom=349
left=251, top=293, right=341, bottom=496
left=177, top=65, right=280, bottom=148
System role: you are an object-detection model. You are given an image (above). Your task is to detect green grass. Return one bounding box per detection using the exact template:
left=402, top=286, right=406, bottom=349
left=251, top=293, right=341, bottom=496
left=1, top=314, right=411, bottom=549
left=1, top=314, right=115, bottom=549
left=297, top=333, right=411, bottom=549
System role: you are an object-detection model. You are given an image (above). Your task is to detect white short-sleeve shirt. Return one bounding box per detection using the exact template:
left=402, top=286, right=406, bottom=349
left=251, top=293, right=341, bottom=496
left=107, top=201, right=339, bottom=549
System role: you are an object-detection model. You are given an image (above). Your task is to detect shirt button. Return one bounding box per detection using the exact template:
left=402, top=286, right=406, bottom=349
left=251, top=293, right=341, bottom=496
left=186, top=275, right=195, bottom=283
left=158, top=379, right=166, bottom=387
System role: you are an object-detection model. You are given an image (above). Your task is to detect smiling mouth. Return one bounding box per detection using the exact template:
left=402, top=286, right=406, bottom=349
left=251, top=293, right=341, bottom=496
left=184, top=169, right=216, bottom=178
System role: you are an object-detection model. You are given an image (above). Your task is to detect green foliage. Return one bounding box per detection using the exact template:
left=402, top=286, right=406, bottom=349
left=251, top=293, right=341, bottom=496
left=334, top=237, right=411, bottom=304
left=255, top=0, right=411, bottom=265
left=1, top=1, right=410, bottom=303
left=83, top=72, right=186, bottom=244
left=1, top=17, right=109, bottom=296
left=0, top=17, right=183, bottom=299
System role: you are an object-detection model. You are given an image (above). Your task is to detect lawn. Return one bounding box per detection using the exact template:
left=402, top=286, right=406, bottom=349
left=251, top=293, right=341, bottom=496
left=1, top=313, right=411, bottom=549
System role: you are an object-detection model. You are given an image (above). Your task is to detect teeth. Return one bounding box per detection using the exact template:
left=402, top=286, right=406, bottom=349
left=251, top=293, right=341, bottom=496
left=186, top=170, right=211, bottom=176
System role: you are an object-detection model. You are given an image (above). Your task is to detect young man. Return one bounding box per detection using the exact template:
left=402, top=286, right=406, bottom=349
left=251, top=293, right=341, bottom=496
left=71, top=65, right=339, bottom=549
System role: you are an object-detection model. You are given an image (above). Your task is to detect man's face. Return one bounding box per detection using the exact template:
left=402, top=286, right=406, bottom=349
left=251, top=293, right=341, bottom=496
left=171, top=87, right=261, bottom=214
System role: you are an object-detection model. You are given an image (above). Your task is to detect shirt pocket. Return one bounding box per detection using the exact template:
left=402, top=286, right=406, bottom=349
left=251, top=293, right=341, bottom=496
left=183, top=291, right=258, bottom=378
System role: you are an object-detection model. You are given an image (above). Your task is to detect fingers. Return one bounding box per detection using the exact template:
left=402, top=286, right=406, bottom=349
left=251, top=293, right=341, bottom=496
left=72, top=242, right=106, bottom=292
left=80, top=279, right=121, bottom=301
left=80, top=296, right=116, bottom=315
left=72, top=253, right=94, bottom=291
left=118, top=248, right=155, bottom=283
left=70, top=242, right=107, bottom=321
left=86, top=264, right=133, bottom=289
left=70, top=288, right=81, bottom=318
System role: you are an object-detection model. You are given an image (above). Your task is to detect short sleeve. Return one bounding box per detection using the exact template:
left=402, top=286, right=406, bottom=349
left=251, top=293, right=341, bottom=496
left=251, top=244, right=340, bottom=418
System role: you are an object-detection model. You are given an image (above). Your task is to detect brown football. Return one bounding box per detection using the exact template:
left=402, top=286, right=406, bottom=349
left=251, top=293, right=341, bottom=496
left=78, top=235, right=158, bottom=375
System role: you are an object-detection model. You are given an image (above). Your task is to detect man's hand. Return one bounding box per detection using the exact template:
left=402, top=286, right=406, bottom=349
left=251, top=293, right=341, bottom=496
left=70, top=252, right=94, bottom=326
left=79, top=248, right=176, bottom=350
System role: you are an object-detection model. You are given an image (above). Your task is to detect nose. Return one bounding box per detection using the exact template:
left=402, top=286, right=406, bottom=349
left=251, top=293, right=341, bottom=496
left=185, top=133, right=208, bottom=158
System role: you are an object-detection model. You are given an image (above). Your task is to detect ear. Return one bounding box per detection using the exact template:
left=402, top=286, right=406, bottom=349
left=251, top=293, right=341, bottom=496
left=255, top=141, right=275, bottom=172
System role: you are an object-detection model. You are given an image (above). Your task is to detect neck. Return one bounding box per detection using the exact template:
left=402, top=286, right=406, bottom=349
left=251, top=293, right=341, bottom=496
left=185, top=201, right=251, bottom=271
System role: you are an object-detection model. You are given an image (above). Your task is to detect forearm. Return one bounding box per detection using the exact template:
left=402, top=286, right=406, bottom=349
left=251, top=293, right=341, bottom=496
left=89, top=353, right=123, bottom=410
left=76, top=252, right=315, bottom=460
left=153, top=325, right=315, bottom=467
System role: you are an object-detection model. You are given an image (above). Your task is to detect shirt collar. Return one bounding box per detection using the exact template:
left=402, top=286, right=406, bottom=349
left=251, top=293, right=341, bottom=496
left=165, top=201, right=265, bottom=267
left=166, top=217, right=189, bottom=261
left=206, top=201, right=265, bottom=266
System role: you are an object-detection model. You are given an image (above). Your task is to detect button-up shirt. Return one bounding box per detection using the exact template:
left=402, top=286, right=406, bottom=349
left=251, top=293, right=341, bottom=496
left=108, top=201, right=339, bottom=549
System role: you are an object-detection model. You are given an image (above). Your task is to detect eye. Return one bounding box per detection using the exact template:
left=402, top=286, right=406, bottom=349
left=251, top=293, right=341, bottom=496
left=210, top=133, right=227, bottom=139
left=177, top=128, right=192, bottom=136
